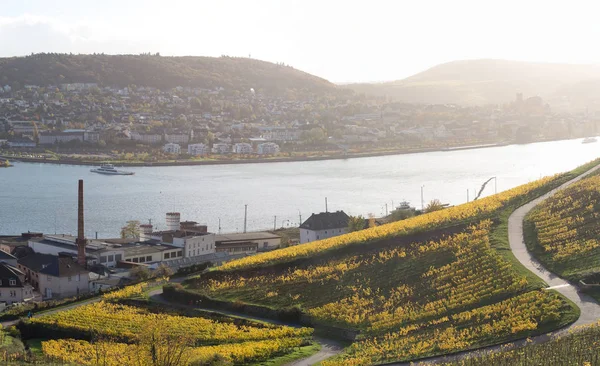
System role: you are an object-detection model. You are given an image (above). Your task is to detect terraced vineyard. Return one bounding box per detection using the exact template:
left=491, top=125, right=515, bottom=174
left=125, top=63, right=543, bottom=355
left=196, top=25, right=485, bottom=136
left=442, top=321, right=600, bottom=366
left=526, top=172, right=600, bottom=282
left=178, top=160, right=600, bottom=364
left=21, top=286, right=314, bottom=365
left=187, top=221, right=575, bottom=365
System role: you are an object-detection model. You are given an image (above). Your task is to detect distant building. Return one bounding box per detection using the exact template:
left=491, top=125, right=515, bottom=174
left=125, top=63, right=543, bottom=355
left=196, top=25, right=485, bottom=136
left=232, top=142, right=253, bottom=154
left=188, top=143, right=210, bottom=156
left=299, top=211, right=350, bottom=244
left=211, top=143, right=230, bottom=154
left=18, top=253, right=89, bottom=299
left=7, top=138, right=36, bottom=148
left=131, top=132, right=162, bottom=144
left=0, top=262, right=34, bottom=304
left=215, top=232, right=281, bottom=254
left=256, top=142, right=280, bottom=155
left=38, top=131, right=84, bottom=145
left=165, top=133, right=190, bottom=145
left=163, top=143, right=181, bottom=154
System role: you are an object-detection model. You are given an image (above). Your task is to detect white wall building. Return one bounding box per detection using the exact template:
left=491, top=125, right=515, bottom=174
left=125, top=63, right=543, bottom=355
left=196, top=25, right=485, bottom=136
left=188, top=143, right=210, bottom=156
left=211, top=143, right=230, bottom=154
left=163, top=143, right=181, bottom=154
left=256, top=142, right=280, bottom=155
left=299, top=211, right=350, bottom=244
left=232, top=142, right=253, bottom=154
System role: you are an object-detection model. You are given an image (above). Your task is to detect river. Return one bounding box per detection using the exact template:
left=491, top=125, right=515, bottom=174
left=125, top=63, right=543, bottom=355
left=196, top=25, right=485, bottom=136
left=1, top=138, right=598, bottom=237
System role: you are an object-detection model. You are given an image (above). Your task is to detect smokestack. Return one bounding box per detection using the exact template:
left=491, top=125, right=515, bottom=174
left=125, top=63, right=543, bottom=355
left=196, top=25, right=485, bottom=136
left=75, top=179, right=87, bottom=267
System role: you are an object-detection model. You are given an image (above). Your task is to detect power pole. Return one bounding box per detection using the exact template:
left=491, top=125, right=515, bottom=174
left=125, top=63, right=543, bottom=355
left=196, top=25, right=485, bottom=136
left=243, top=204, right=247, bottom=233
left=325, top=197, right=328, bottom=213
left=385, top=203, right=388, bottom=216
left=273, top=215, right=277, bottom=231
left=218, top=218, right=221, bottom=234
left=298, top=210, right=302, bottom=226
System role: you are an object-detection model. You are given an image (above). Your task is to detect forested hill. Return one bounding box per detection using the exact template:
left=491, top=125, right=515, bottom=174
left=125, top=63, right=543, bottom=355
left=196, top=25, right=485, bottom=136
left=0, top=53, right=339, bottom=95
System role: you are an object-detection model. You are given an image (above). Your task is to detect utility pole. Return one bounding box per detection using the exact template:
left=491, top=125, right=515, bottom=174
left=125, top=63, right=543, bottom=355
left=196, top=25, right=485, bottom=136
left=274, top=215, right=277, bottom=231
left=243, top=204, right=248, bottom=233
left=325, top=197, right=328, bottom=213
left=385, top=203, right=388, bottom=216
left=218, top=218, right=221, bottom=234
left=421, top=185, right=425, bottom=211
left=298, top=210, right=302, bottom=226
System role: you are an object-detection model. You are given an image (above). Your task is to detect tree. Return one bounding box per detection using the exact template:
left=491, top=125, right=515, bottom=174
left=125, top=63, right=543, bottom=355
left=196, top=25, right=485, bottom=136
left=390, top=207, right=416, bottom=221
left=155, top=263, right=174, bottom=278
left=348, top=215, right=366, bottom=232
left=424, top=199, right=445, bottom=213
left=121, top=220, right=141, bottom=239
left=138, top=316, right=195, bottom=366
left=130, top=266, right=151, bottom=281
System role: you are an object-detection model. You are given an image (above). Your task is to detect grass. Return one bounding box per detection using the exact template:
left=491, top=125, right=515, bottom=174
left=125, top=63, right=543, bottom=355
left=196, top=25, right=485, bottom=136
left=25, top=338, right=44, bottom=358
left=250, top=342, right=321, bottom=366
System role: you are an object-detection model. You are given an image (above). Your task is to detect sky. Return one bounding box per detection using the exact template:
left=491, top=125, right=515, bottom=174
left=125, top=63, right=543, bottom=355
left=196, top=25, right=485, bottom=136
left=2, top=0, right=600, bottom=83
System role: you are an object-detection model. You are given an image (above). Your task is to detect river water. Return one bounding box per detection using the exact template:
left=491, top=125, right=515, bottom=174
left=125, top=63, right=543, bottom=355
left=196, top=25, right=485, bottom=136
left=1, top=138, right=598, bottom=237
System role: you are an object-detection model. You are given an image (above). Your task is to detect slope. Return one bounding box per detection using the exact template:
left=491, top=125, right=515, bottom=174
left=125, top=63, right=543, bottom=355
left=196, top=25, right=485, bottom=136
left=0, top=53, right=338, bottom=96
left=348, top=59, right=600, bottom=106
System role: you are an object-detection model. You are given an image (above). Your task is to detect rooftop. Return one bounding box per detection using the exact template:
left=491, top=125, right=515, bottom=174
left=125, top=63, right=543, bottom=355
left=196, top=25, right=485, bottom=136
left=300, top=211, right=350, bottom=231
left=215, top=231, right=281, bottom=243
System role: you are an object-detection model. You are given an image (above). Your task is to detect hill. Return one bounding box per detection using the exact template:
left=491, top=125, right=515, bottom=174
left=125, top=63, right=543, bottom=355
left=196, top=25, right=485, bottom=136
left=0, top=53, right=339, bottom=95
left=170, top=159, right=600, bottom=365
left=348, top=59, right=600, bottom=108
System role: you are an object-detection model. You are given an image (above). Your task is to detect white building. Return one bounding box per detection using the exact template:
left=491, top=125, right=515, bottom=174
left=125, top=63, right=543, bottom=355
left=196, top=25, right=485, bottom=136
left=212, top=143, right=231, bottom=154
left=0, top=262, right=34, bottom=304
left=163, top=143, right=181, bottom=154
left=18, top=253, right=89, bottom=299
left=232, top=142, right=253, bottom=154
left=38, top=131, right=84, bottom=145
left=299, top=211, right=350, bottom=244
left=188, top=143, right=210, bottom=156
left=148, top=215, right=216, bottom=258
left=256, top=142, right=280, bottom=155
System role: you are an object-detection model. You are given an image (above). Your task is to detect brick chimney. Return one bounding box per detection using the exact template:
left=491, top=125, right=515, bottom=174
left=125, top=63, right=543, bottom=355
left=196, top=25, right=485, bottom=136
left=75, top=179, right=87, bottom=267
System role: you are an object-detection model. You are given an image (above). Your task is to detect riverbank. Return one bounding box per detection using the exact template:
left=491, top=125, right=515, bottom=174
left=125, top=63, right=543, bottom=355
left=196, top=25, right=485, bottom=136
left=1, top=142, right=512, bottom=167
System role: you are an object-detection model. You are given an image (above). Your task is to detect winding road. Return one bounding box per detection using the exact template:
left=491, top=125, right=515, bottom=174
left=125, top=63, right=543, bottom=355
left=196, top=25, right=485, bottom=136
left=388, top=163, right=600, bottom=365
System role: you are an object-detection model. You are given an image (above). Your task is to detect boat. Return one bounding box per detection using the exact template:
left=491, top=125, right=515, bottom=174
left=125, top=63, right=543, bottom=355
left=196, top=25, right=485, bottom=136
left=90, top=164, right=134, bottom=175
left=582, top=137, right=597, bottom=144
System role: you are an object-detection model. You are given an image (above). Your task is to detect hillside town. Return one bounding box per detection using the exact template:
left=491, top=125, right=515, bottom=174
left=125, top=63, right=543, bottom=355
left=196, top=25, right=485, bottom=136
left=1, top=84, right=599, bottom=163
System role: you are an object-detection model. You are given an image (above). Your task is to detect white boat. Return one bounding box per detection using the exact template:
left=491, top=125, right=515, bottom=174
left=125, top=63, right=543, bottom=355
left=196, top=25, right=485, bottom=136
left=582, top=137, right=597, bottom=144
left=90, top=164, right=134, bottom=175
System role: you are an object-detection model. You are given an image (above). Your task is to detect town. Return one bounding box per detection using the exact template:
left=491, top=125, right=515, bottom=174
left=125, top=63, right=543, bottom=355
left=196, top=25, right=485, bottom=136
left=1, top=81, right=599, bottom=165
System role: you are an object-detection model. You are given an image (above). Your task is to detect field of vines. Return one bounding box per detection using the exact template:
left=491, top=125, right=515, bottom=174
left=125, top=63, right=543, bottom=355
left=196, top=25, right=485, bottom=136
left=442, top=321, right=600, bottom=366
left=26, top=298, right=312, bottom=365
left=189, top=221, right=575, bottom=364
left=526, top=172, right=600, bottom=281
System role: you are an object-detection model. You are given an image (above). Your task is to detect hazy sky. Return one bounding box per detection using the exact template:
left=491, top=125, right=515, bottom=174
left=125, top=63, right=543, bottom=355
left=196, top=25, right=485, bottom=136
left=2, top=0, right=600, bottom=82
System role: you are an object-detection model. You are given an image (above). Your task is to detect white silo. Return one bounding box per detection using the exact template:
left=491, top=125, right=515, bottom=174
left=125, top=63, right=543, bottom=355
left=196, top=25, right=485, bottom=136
left=166, top=212, right=181, bottom=231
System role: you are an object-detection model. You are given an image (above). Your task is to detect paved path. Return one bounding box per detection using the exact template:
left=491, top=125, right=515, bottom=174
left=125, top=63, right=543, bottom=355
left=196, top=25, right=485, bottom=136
left=508, top=163, right=600, bottom=328
left=1, top=297, right=102, bottom=328
left=147, top=288, right=344, bottom=366
left=387, top=164, right=600, bottom=365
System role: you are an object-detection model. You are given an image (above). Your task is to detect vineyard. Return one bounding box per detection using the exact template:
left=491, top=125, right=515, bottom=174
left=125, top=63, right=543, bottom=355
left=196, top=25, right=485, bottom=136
left=526, top=172, right=600, bottom=281
left=187, top=221, right=576, bottom=364
left=442, top=321, right=600, bottom=366
left=22, top=295, right=313, bottom=365
left=180, top=160, right=600, bottom=364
